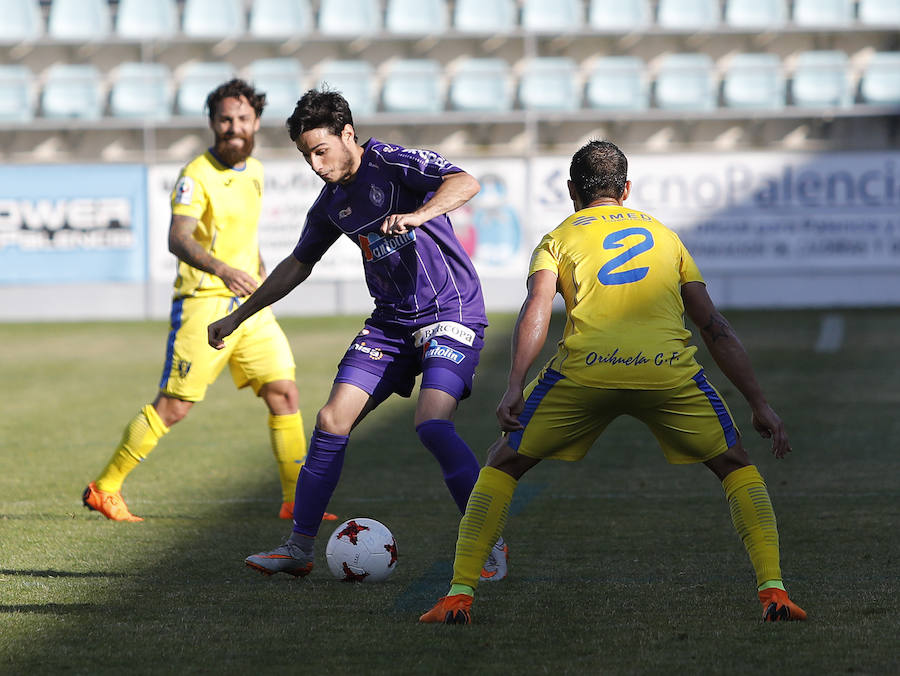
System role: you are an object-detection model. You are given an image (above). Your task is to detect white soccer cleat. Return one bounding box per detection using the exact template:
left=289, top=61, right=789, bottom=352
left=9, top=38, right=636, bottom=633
left=480, top=539, right=509, bottom=582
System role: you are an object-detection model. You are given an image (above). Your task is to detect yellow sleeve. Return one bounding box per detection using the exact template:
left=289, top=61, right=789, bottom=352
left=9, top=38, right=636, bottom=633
left=171, top=166, right=208, bottom=220
left=528, top=233, right=561, bottom=278
left=676, top=234, right=705, bottom=285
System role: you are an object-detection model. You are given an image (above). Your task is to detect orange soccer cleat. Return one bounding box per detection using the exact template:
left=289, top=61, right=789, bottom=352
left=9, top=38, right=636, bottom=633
left=759, top=588, right=807, bottom=622
left=279, top=501, right=338, bottom=521
left=82, top=482, right=143, bottom=522
left=419, top=594, right=473, bottom=624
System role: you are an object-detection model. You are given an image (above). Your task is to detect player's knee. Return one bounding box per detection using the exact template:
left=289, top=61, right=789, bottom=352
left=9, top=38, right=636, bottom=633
left=315, top=405, right=352, bottom=436
left=152, top=396, right=192, bottom=426
left=705, top=441, right=751, bottom=481
left=260, top=380, right=299, bottom=414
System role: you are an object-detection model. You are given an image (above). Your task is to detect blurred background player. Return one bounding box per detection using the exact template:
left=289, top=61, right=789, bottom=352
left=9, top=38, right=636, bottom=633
left=421, top=140, right=807, bottom=624
left=208, top=89, right=507, bottom=581
left=82, top=79, right=334, bottom=523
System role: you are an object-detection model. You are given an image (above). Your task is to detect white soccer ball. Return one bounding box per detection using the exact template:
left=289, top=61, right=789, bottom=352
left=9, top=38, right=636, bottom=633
left=325, top=517, right=398, bottom=583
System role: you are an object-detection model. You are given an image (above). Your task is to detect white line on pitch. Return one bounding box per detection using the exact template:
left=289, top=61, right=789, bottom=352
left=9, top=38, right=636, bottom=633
left=814, top=313, right=845, bottom=353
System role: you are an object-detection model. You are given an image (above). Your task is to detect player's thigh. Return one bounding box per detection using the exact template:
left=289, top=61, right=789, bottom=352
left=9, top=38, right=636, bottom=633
left=228, top=308, right=296, bottom=394
left=160, top=296, right=233, bottom=402
left=419, top=323, right=485, bottom=402
left=334, top=321, right=418, bottom=405
left=634, top=370, right=741, bottom=464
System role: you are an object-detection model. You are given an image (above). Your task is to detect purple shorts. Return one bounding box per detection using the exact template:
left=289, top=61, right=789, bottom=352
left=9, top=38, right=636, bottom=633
left=334, top=318, right=485, bottom=404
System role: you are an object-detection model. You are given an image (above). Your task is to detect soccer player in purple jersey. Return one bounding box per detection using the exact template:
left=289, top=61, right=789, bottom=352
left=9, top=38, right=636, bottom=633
left=208, top=89, right=508, bottom=580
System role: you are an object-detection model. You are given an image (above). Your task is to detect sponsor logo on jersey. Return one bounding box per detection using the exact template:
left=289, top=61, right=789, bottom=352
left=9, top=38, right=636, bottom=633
left=174, top=176, right=194, bottom=205
left=400, top=148, right=450, bottom=170
left=380, top=145, right=400, bottom=153
left=412, top=321, right=476, bottom=347
left=369, top=185, right=385, bottom=207
left=358, top=230, right=416, bottom=262
left=349, top=341, right=383, bottom=360
left=424, top=340, right=465, bottom=364
left=253, top=178, right=262, bottom=196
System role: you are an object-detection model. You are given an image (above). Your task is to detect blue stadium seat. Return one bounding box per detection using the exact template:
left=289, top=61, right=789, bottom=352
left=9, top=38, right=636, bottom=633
left=183, top=0, right=245, bottom=38
left=588, top=0, right=651, bottom=31
left=386, top=0, right=448, bottom=34
left=110, top=63, right=172, bottom=119
left=41, top=64, right=104, bottom=119
left=654, top=53, right=717, bottom=110
left=521, top=0, right=582, bottom=31
left=860, top=52, right=900, bottom=105
left=453, top=0, right=516, bottom=33
left=0, top=65, right=35, bottom=121
left=249, top=0, right=314, bottom=38
left=518, top=57, right=580, bottom=111
left=858, top=0, right=900, bottom=25
left=316, top=60, right=376, bottom=116
left=585, top=56, right=648, bottom=111
left=792, top=0, right=854, bottom=26
left=0, top=0, right=43, bottom=43
left=116, top=0, right=178, bottom=39
left=657, top=0, right=720, bottom=29
left=382, top=59, right=443, bottom=114
left=724, top=0, right=787, bottom=28
left=448, top=58, right=513, bottom=112
left=246, top=58, right=304, bottom=118
left=319, top=0, right=381, bottom=35
left=790, top=51, right=851, bottom=107
left=176, top=62, right=236, bottom=116
left=48, top=0, right=110, bottom=40
left=722, top=53, right=784, bottom=109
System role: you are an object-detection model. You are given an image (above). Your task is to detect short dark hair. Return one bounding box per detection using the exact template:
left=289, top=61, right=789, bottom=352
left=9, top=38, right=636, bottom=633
left=569, top=140, right=628, bottom=204
left=286, top=88, right=355, bottom=142
left=206, top=78, right=266, bottom=121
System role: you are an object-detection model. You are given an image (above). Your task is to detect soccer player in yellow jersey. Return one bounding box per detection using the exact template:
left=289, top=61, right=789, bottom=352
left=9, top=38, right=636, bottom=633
left=82, top=79, right=334, bottom=523
left=421, top=140, right=807, bottom=624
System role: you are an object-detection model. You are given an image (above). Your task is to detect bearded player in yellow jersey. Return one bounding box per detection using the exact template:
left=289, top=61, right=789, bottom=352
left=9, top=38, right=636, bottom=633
left=421, top=140, right=806, bottom=624
left=82, top=79, right=335, bottom=523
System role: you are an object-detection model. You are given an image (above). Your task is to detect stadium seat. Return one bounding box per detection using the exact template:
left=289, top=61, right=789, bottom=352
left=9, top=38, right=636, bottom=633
left=382, top=59, right=443, bottom=114
left=316, top=60, right=376, bottom=116
left=858, top=0, right=900, bottom=25
left=654, top=53, right=717, bottom=110
left=722, top=53, right=784, bottom=109
left=47, top=0, right=110, bottom=40
left=453, top=0, right=516, bottom=33
left=110, top=63, right=172, bottom=119
left=585, top=56, right=648, bottom=111
left=319, top=0, right=381, bottom=36
left=792, top=0, right=854, bottom=26
left=860, top=52, right=900, bottom=105
left=41, top=64, right=104, bottom=119
left=518, top=57, right=580, bottom=111
left=790, top=51, right=851, bottom=107
left=724, top=0, right=788, bottom=28
left=448, top=58, right=513, bottom=112
left=588, top=0, right=651, bottom=31
left=0, top=65, right=34, bottom=121
left=175, top=62, right=236, bottom=116
left=115, top=0, right=178, bottom=40
left=182, top=0, right=245, bottom=38
left=522, top=0, right=582, bottom=31
left=656, top=0, right=720, bottom=29
left=0, top=0, right=43, bottom=43
left=249, top=0, right=314, bottom=38
left=386, top=0, right=448, bottom=34
left=246, top=58, right=304, bottom=118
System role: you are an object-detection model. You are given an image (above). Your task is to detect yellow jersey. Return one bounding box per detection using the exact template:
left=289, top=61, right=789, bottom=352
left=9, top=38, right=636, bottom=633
left=529, top=204, right=705, bottom=389
left=170, top=150, right=264, bottom=299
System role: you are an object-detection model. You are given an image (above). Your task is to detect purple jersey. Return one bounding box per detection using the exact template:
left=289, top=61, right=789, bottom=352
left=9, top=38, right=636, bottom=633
left=292, top=139, right=487, bottom=328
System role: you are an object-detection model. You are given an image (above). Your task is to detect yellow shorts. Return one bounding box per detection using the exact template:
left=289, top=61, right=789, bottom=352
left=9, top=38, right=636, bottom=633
left=507, top=367, right=739, bottom=464
left=158, top=295, right=295, bottom=402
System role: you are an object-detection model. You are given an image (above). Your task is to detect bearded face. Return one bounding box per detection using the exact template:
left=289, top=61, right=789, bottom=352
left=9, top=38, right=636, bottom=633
left=209, top=95, right=261, bottom=168
left=214, top=128, right=255, bottom=167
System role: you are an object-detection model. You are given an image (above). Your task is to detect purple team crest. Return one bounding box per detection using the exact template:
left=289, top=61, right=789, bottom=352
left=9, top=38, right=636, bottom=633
left=369, top=185, right=385, bottom=207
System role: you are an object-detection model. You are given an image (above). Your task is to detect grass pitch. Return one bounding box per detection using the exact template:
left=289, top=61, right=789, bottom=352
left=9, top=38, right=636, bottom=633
left=1, top=309, right=898, bottom=674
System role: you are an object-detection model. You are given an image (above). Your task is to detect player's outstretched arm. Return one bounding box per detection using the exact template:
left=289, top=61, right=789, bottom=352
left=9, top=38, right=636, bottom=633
left=208, top=256, right=314, bottom=350
left=498, top=269, right=557, bottom=432
left=681, top=281, right=791, bottom=458
left=380, top=171, right=480, bottom=235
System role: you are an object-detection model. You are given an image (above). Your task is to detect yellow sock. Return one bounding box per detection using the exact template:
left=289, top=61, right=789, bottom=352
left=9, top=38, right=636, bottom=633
left=95, top=404, right=169, bottom=493
left=451, top=466, right=517, bottom=591
left=268, top=412, right=307, bottom=502
left=722, top=465, right=782, bottom=589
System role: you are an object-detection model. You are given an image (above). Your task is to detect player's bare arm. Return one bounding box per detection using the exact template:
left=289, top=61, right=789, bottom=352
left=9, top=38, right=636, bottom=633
left=168, top=214, right=259, bottom=297
left=681, top=281, right=791, bottom=458
left=381, top=171, right=480, bottom=235
left=497, top=269, right=558, bottom=432
left=208, top=256, right=314, bottom=349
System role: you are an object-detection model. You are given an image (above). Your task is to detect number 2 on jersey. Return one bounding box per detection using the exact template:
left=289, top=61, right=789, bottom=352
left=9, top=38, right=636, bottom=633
left=597, top=227, right=654, bottom=285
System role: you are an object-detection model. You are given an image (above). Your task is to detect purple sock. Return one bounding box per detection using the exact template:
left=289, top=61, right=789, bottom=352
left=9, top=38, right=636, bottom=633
left=292, top=429, right=348, bottom=537
left=416, top=419, right=480, bottom=514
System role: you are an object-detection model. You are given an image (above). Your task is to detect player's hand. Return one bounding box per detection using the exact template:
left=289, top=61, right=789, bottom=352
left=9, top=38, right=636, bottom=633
left=218, top=265, right=259, bottom=297
left=750, top=403, right=791, bottom=459
left=208, top=315, right=238, bottom=350
left=496, top=387, right=525, bottom=432
left=380, top=213, right=422, bottom=236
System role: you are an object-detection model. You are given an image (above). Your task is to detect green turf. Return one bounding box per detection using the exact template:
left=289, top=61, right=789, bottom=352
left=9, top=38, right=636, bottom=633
left=1, top=309, right=897, bottom=674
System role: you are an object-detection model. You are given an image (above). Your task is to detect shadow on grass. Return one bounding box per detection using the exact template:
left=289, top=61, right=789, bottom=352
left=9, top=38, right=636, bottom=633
left=0, top=569, right=128, bottom=579
left=0, top=604, right=97, bottom=614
